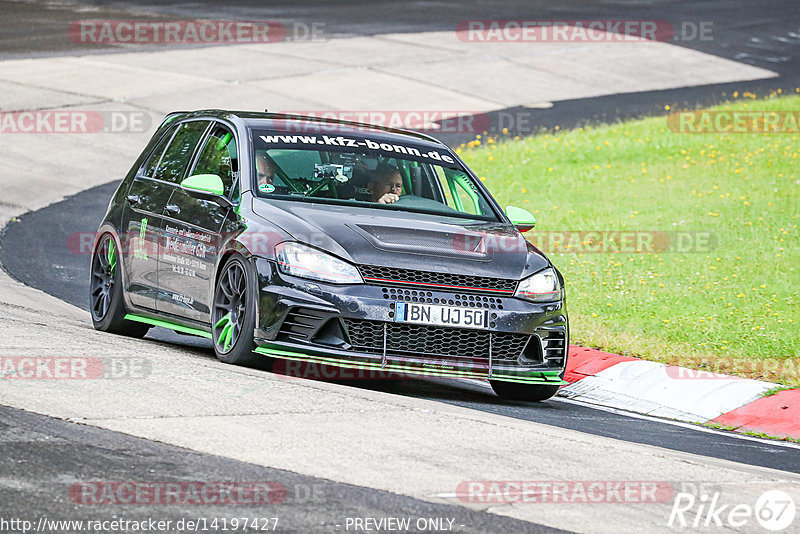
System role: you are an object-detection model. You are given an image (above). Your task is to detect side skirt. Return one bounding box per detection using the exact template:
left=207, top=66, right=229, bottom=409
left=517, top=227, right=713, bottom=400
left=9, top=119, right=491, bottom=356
left=124, top=313, right=212, bottom=339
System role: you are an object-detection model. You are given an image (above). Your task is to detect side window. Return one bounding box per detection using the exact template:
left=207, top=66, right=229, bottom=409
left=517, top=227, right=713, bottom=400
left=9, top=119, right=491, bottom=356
left=191, top=125, right=239, bottom=199
left=141, top=126, right=178, bottom=178
left=153, top=120, right=210, bottom=183
left=433, top=168, right=485, bottom=215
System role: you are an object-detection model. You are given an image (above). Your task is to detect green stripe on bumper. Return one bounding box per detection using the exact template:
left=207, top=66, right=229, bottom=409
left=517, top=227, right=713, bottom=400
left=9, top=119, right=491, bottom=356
left=253, top=346, right=567, bottom=385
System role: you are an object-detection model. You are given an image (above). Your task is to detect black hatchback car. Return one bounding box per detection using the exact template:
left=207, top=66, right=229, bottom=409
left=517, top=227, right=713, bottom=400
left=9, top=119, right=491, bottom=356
left=91, top=110, right=568, bottom=401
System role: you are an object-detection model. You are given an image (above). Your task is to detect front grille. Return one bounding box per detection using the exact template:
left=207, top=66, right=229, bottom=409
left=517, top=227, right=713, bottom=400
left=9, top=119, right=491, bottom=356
left=343, top=319, right=529, bottom=361
left=358, top=265, right=517, bottom=294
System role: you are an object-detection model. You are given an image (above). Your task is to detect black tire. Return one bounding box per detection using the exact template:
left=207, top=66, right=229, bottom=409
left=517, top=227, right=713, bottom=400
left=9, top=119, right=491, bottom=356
left=211, top=255, right=260, bottom=366
left=490, top=380, right=560, bottom=402
left=90, top=233, right=150, bottom=338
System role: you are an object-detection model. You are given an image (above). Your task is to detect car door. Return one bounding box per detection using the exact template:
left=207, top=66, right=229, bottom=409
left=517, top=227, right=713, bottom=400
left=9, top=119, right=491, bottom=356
left=157, top=123, right=240, bottom=323
left=124, top=119, right=211, bottom=313
left=122, top=124, right=179, bottom=310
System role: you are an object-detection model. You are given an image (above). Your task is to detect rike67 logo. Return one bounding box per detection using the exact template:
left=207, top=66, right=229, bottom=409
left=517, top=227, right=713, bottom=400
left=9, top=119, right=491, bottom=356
left=669, top=487, right=796, bottom=531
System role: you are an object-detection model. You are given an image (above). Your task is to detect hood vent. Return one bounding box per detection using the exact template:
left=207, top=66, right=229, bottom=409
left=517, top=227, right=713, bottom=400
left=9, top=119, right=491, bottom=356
left=350, top=224, right=491, bottom=260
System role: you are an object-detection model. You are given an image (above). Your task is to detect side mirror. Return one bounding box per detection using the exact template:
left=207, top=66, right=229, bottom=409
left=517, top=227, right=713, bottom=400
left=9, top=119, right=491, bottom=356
left=506, top=205, right=536, bottom=232
left=180, top=174, right=233, bottom=209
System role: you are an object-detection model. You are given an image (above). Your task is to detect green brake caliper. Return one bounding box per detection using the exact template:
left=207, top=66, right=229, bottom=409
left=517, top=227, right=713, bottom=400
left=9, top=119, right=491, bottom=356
left=215, top=312, right=233, bottom=351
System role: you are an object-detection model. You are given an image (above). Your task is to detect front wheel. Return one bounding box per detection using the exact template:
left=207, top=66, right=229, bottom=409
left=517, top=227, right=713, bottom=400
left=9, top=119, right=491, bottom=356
left=89, top=233, right=149, bottom=337
left=212, top=255, right=260, bottom=366
left=490, top=380, right=560, bottom=402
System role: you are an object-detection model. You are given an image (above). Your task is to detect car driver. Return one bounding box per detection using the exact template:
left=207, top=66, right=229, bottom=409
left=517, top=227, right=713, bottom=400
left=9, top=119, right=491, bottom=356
left=368, top=164, right=403, bottom=204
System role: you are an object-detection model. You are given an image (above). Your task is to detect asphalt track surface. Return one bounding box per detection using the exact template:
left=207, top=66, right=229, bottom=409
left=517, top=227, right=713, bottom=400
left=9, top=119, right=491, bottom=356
left=0, top=404, right=563, bottom=534
left=6, top=0, right=800, bottom=75
left=2, top=180, right=799, bottom=475
left=3, top=0, right=800, bottom=146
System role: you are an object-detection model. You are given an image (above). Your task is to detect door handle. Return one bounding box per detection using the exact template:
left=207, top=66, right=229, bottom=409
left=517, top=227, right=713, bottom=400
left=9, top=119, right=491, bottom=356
left=165, top=204, right=180, bottom=215
left=126, top=194, right=141, bottom=206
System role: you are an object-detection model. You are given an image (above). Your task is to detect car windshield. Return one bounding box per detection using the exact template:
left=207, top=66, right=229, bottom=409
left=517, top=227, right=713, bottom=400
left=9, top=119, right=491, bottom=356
left=251, top=130, right=499, bottom=222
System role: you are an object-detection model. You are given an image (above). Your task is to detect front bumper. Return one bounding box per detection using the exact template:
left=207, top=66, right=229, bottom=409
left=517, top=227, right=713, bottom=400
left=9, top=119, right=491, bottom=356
left=253, top=258, right=569, bottom=385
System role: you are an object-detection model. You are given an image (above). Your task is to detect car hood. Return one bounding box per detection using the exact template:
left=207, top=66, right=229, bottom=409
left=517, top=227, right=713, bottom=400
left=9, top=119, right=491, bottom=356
left=250, top=198, right=549, bottom=280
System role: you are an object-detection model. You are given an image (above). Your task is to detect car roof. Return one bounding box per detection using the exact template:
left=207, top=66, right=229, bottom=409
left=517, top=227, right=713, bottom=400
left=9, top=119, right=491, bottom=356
left=163, top=109, right=449, bottom=148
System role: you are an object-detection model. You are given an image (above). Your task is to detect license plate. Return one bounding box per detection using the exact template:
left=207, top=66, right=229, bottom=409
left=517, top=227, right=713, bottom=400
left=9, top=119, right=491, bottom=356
left=394, top=301, right=489, bottom=330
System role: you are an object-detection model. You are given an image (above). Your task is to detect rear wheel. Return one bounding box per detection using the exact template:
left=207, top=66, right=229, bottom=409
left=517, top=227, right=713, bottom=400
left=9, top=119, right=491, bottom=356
left=490, top=380, right=560, bottom=402
left=212, top=255, right=260, bottom=366
left=89, top=233, right=150, bottom=337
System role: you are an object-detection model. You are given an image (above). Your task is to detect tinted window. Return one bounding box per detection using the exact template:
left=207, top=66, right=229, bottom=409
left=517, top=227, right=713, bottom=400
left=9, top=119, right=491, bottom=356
left=153, top=120, right=210, bottom=183
left=191, top=124, right=239, bottom=199
left=253, top=148, right=497, bottom=221
left=266, top=149, right=321, bottom=183
left=141, top=126, right=178, bottom=178
left=249, top=131, right=498, bottom=221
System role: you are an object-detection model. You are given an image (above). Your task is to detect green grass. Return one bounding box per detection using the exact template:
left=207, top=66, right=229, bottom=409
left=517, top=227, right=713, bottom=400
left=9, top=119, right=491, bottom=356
left=759, top=385, right=794, bottom=397
left=699, top=422, right=800, bottom=443
left=460, top=93, right=800, bottom=386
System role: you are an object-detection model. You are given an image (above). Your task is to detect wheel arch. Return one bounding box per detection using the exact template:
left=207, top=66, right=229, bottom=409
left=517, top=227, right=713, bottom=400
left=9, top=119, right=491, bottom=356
left=213, top=237, right=261, bottom=328
left=214, top=237, right=256, bottom=286
left=93, top=223, right=128, bottom=286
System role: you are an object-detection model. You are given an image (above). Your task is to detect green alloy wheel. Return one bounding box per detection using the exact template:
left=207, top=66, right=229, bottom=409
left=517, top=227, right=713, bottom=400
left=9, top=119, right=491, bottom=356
left=212, top=255, right=259, bottom=366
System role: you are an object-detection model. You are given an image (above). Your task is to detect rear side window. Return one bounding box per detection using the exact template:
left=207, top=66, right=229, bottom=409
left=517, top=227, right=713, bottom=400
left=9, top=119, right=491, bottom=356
left=141, top=126, right=177, bottom=178
left=153, top=120, right=210, bottom=183
left=191, top=124, right=239, bottom=199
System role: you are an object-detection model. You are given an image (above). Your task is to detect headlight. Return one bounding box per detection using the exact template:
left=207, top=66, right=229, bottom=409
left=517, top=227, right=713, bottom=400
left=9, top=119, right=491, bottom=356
left=515, top=267, right=562, bottom=302
left=275, top=242, right=362, bottom=284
